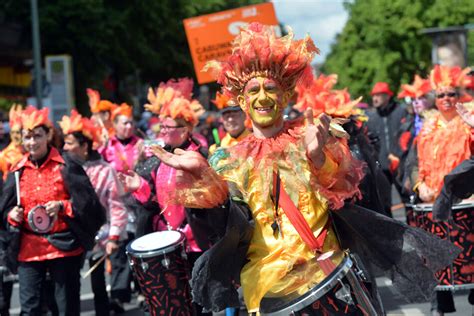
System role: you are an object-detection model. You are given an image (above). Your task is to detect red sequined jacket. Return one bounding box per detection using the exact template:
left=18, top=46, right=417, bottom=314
left=7, top=148, right=83, bottom=262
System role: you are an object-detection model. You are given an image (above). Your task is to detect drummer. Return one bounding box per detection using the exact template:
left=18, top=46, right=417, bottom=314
left=120, top=80, right=211, bottom=315
left=60, top=110, right=128, bottom=316
left=148, top=23, right=461, bottom=315
left=414, top=65, right=473, bottom=315
left=94, top=102, right=143, bottom=311
left=150, top=23, right=368, bottom=314
left=1, top=106, right=104, bottom=315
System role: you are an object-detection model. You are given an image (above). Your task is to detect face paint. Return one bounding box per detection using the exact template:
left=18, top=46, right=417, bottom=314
left=241, top=77, right=287, bottom=128
left=412, top=97, right=429, bottom=115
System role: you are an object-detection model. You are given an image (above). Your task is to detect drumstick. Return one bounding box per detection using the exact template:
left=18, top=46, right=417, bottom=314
left=82, top=254, right=107, bottom=279
left=96, top=118, right=110, bottom=140
left=14, top=171, right=21, bottom=206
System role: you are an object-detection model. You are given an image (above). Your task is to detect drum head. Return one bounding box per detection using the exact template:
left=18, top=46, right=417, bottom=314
left=129, top=230, right=184, bottom=254
left=28, top=205, right=55, bottom=234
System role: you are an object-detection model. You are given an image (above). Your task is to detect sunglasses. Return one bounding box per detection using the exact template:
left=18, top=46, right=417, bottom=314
left=436, top=92, right=457, bottom=99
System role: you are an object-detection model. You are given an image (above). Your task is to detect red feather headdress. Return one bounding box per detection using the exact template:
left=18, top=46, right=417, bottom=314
left=203, top=22, right=319, bottom=98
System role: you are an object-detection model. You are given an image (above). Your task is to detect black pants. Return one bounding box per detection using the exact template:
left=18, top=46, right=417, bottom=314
left=187, top=252, right=211, bottom=316
left=18, top=255, right=82, bottom=316
left=109, top=237, right=132, bottom=303
left=0, top=279, right=13, bottom=316
left=89, top=254, right=110, bottom=316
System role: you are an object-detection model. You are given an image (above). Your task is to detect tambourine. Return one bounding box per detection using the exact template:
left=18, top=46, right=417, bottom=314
left=28, top=205, right=56, bottom=234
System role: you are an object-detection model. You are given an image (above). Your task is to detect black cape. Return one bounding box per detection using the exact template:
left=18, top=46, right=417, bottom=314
left=190, top=200, right=460, bottom=312
left=432, top=157, right=474, bottom=221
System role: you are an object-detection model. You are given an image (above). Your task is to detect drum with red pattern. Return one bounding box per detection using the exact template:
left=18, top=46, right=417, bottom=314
left=126, top=230, right=194, bottom=316
left=412, top=201, right=474, bottom=290
left=259, top=254, right=380, bottom=316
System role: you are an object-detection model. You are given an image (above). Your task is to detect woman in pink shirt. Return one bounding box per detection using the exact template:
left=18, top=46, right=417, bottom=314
left=61, top=110, right=129, bottom=315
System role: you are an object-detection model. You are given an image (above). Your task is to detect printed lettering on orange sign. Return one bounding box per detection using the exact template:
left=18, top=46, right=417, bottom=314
left=183, top=2, right=279, bottom=84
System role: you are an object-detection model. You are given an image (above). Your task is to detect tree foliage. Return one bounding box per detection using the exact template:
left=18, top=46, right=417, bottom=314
left=322, top=0, right=474, bottom=101
left=0, top=0, right=263, bottom=111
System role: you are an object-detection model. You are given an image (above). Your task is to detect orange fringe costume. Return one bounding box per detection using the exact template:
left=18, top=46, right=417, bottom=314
left=416, top=65, right=472, bottom=199
left=174, top=23, right=364, bottom=312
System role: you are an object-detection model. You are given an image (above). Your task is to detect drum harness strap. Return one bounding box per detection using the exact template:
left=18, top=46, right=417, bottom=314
left=271, top=168, right=379, bottom=315
left=271, top=168, right=329, bottom=254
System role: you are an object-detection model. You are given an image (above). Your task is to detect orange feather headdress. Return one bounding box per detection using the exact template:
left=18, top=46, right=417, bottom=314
left=295, top=74, right=362, bottom=119
left=144, top=78, right=194, bottom=115
left=87, top=88, right=117, bottom=113
left=160, top=97, right=200, bottom=126
left=21, top=106, right=51, bottom=131
left=398, top=75, right=432, bottom=99
left=211, top=91, right=240, bottom=112
left=204, top=22, right=319, bottom=98
left=9, top=104, right=23, bottom=130
left=111, top=103, right=133, bottom=121
left=429, top=65, right=471, bottom=90
left=145, top=78, right=203, bottom=125
left=59, top=109, right=101, bottom=144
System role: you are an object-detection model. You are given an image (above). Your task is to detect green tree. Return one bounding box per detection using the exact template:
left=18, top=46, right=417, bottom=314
left=322, top=0, right=474, bottom=101
left=0, top=0, right=263, bottom=112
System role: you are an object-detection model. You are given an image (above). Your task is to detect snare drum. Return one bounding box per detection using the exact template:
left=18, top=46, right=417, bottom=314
left=28, top=205, right=55, bottom=234
left=126, top=230, right=194, bottom=316
left=259, top=255, right=379, bottom=316
left=412, top=201, right=474, bottom=291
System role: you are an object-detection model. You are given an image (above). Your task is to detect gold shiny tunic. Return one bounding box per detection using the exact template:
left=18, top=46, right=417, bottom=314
left=209, top=120, right=363, bottom=311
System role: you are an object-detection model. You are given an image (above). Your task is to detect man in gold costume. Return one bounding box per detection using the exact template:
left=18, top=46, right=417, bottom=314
left=149, top=23, right=459, bottom=315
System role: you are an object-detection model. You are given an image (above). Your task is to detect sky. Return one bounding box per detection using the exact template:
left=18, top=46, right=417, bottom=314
left=271, top=0, right=349, bottom=64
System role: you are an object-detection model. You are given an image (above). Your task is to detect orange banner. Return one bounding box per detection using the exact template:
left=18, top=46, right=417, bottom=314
left=183, top=2, right=279, bottom=84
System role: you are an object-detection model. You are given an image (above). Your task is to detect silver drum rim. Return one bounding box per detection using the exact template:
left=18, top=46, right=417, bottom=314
left=126, top=230, right=186, bottom=259
left=260, top=256, right=353, bottom=316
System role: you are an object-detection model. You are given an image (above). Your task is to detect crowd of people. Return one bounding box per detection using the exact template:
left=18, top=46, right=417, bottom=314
left=0, top=22, right=472, bottom=316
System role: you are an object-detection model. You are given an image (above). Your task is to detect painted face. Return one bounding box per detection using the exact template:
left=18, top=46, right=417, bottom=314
left=221, top=110, right=246, bottom=138
left=114, top=115, right=134, bottom=140
left=22, top=126, right=49, bottom=161
left=412, top=97, right=429, bottom=115
left=10, top=127, right=22, bottom=145
left=158, top=117, right=190, bottom=148
left=239, top=76, right=287, bottom=128
left=63, top=134, right=87, bottom=161
left=435, top=86, right=458, bottom=114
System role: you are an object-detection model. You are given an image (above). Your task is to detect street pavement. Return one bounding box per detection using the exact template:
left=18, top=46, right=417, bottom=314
left=7, top=276, right=472, bottom=315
